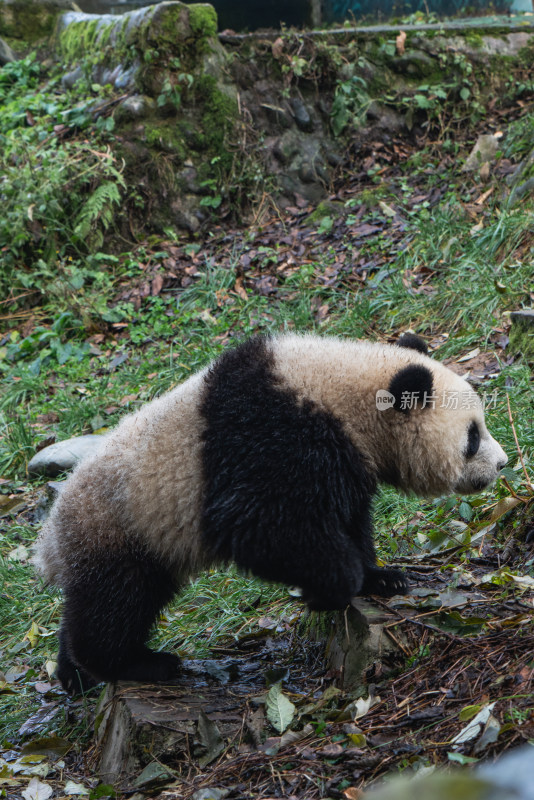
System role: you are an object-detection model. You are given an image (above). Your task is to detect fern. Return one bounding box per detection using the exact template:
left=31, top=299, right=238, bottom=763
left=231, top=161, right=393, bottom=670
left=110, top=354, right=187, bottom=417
left=73, top=179, right=123, bottom=247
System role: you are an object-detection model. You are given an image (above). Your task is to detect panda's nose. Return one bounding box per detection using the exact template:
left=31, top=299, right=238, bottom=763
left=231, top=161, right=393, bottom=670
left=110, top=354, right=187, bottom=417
left=497, top=459, right=507, bottom=471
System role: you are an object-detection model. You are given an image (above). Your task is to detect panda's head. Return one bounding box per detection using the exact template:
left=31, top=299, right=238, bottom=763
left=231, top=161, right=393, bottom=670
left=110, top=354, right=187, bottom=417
left=382, top=335, right=508, bottom=497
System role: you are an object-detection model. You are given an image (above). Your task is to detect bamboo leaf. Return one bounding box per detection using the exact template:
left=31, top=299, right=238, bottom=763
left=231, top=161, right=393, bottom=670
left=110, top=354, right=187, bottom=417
left=266, top=683, right=295, bottom=734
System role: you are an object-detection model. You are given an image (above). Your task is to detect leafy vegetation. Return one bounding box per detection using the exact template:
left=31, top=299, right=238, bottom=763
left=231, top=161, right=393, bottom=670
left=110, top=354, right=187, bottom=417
left=0, top=56, right=125, bottom=312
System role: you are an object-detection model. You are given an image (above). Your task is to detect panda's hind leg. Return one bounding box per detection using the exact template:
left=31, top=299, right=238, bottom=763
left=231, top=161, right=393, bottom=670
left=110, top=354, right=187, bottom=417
left=58, top=539, right=180, bottom=694
left=57, top=624, right=98, bottom=695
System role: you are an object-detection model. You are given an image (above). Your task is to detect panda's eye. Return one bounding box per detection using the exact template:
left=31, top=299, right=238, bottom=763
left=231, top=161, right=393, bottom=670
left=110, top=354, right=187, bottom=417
left=465, top=421, right=480, bottom=458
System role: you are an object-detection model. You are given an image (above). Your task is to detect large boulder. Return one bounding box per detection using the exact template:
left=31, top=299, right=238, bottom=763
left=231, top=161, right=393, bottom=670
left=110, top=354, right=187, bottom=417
left=0, top=33, right=15, bottom=60
left=0, top=0, right=79, bottom=42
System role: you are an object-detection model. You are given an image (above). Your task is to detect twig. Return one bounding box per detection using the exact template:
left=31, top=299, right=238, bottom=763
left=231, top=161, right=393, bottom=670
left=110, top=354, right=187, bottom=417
left=0, top=290, right=38, bottom=306
left=373, top=598, right=460, bottom=640
left=383, top=627, right=410, bottom=656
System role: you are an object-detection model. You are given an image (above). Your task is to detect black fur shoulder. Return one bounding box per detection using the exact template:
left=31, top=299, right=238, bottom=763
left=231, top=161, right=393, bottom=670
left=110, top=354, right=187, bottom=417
left=199, top=336, right=400, bottom=610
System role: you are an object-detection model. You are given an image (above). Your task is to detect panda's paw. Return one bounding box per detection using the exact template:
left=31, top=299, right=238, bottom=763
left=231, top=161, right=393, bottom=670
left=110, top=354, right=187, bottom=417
left=57, top=658, right=98, bottom=696
left=361, top=566, right=409, bottom=598
left=119, top=650, right=182, bottom=683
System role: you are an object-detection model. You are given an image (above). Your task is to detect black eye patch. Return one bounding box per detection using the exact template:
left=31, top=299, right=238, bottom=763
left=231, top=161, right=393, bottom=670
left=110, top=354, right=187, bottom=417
left=465, top=421, right=480, bottom=459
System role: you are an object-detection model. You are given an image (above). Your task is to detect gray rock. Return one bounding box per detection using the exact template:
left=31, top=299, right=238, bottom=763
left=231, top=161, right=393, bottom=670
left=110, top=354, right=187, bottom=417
left=28, top=434, right=105, bottom=478
left=366, top=101, right=405, bottom=133
left=510, top=309, right=534, bottom=327
left=510, top=177, right=534, bottom=204
left=170, top=196, right=204, bottom=233
left=462, top=134, right=501, bottom=172
left=61, top=65, right=84, bottom=89
left=365, top=744, right=534, bottom=799
left=0, top=36, right=16, bottom=65
left=392, top=52, right=437, bottom=78
left=272, top=130, right=300, bottom=163
left=261, top=102, right=292, bottom=129
left=177, top=166, right=201, bottom=194
left=290, top=97, right=314, bottom=133
left=115, top=94, right=156, bottom=122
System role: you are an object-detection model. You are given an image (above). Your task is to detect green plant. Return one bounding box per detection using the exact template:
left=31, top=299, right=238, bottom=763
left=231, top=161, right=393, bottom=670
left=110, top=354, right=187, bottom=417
left=156, top=58, right=194, bottom=109
left=2, top=312, right=90, bottom=375
left=331, top=73, right=371, bottom=136
left=0, top=415, right=35, bottom=477
left=0, top=57, right=126, bottom=314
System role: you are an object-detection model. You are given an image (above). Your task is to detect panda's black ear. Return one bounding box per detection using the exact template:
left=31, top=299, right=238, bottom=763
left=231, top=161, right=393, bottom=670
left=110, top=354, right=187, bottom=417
left=397, top=333, right=428, bottom=355
left=389, top=365, right=434, bottom=413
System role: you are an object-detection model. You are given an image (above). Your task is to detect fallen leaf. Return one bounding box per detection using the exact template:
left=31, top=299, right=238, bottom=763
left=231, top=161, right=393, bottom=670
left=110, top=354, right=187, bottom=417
left=151, top=274, right=164, bottom=296
left=473, top=714, right=501, bottom=754
left=488, top=496, right=521, bottom=523
left=350, top=694, right=381, bottom=720
left=378, top=200, right=396, bottom=217
left=63, top=780, right=89, bottom=796
left=8, top=545, right=29, bottom=562
left=319, top=743, right=344, bottom=758
left=266, top=683, right=295, bottom=734
left=271, top=36, right=284, bottom=59
left=21, top=778, right=53, bottom=800
left=457, top=348, right=480, bottom=362
left=198, top=309, right=217, bottom=325
left=25, top=622, right=40, bottom=648
left=198, top=710, right=225, bottom=767
left=344, top=788, right=363, bottom=800
left=396, top=30, right=406, bottom=55
left=234, top=276, right=248, bottom=300
left=451, top=702, right=496, bottom=746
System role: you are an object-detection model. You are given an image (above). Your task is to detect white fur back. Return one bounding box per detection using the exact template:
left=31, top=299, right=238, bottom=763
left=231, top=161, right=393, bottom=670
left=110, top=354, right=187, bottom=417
left=34, top=370, right=209, bottom=585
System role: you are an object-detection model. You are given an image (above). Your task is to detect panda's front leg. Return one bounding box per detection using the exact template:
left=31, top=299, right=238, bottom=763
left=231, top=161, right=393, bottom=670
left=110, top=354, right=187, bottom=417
left=347, top=511, right=409, bottom=598
left=359, top=565, right=409, bottom=598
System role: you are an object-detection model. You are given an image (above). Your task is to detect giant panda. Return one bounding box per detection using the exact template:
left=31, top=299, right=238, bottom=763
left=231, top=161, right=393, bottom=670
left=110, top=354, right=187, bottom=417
left=34, top=333, right=507, bottom=694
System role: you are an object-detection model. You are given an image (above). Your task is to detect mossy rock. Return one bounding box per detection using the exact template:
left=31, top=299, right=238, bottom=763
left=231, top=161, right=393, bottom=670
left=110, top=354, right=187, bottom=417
left=509, top=309, right=534, bottom=361
left=305, top=200, right=346, bottom=226
left=0, top=0, right=77, bottom=42
left=57, top=2, right=218, bottom=70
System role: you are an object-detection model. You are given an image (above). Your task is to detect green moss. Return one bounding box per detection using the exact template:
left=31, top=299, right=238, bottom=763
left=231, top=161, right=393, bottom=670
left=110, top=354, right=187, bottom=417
left=188, top=4, right=217, bottom=39
left=148, top=3, right=187, bottom=47
left=518, top=40, right=534, bottom=66
left=358, top=186, right=390, bottom=207
left=59, top=18, right=113, bottom=63
left=0, top=0, right=60, bottom=41
left=305, top=200, right=345, bottom=225
left=509, top=317, right=534, bottom=360
left=144, top=119, right=187, bottom=160
left=464, top=32, right=484, bottom=49
left=195, top=75, right=238, bottom=163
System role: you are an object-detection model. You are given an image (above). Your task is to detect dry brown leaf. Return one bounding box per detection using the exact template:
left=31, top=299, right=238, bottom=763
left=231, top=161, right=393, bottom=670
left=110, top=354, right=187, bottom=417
left=396, top=30, right=406, bottom=55
left=272, top=37, right=284, bottom=60
left=151, top=274, right=164, bottom=296
left=234, top=276, right=248, bottom=301
left=475, top=187, right=494, bottom=205
left=489, top=496, right=522, bottom=523
left=119, top=394, right=139, bottom=406
left=343, top=788, right=363, bottom=800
